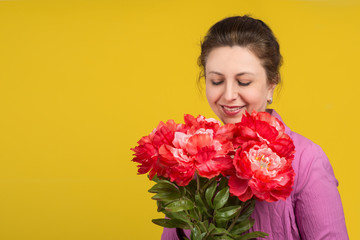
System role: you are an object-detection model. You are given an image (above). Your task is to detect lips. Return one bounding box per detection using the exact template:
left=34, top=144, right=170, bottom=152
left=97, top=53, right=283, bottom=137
left=221, top=105, right=245, bottom=116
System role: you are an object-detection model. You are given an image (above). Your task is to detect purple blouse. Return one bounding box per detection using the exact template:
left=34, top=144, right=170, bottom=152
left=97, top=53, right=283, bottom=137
left=161, top=109, right=348, bottom=240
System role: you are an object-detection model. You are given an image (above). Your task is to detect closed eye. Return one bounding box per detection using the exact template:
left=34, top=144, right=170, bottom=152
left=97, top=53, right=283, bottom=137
left=237, top=80, right=251, bottom=86
left=211, top=80, right=223, bottom=86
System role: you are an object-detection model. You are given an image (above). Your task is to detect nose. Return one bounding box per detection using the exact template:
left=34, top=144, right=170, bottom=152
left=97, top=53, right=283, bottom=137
left=223, top=81, right=237, bottom=102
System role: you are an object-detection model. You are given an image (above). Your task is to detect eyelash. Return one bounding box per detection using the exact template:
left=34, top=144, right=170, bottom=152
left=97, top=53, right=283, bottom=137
left=210, top=80, right=251, bottom=86
left=211, top=80, right=223, bottom=86
left=237, top=81, right=251, bottom=86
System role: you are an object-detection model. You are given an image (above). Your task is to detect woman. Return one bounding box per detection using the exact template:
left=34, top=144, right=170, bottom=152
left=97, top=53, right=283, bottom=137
left=162, top=15, right=348, bottom=239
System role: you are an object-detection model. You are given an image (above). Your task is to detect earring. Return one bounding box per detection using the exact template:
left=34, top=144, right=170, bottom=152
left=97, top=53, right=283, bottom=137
left=267, top=97, right=273, bottom=104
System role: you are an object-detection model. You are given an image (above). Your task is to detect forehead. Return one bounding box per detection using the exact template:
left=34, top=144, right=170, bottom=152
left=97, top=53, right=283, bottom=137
left=205, top=46, right=264, bottom=75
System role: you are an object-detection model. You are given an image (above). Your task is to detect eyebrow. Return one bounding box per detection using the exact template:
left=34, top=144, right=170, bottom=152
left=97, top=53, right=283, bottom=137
left=207, top=71, right=254, bottom=76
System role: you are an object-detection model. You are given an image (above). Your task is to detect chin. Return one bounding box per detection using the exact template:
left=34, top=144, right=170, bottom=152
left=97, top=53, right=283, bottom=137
left=221, top=116, right=244, bottom=124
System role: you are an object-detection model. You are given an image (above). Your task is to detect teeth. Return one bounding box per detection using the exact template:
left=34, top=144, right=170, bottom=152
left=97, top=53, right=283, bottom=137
left=223, top=106, right=242, bottom=112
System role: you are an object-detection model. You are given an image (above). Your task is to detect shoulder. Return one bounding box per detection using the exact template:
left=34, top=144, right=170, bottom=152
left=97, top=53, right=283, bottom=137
left=286, top=130, right=348, bottom=239
left=267, top=109, right=338, bottom=194
left=269, top=108, right=330, bottom=173
left=270, top=110, right=348, bottom=238
left=288, top=130, right=325, bottom=163
left=269, top=109, right=328, bottom=170
left=286, top=129, right=339, bottom=198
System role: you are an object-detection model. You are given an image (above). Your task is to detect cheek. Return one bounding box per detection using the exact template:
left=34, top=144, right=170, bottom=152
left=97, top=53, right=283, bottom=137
left=205, top=85, right=218, bottom=105
left=242, top=88, right=268, bottom=108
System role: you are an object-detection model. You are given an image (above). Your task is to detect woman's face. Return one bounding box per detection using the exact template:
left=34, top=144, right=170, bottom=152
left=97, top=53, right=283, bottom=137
left=205, top=46, right=275, bottom=124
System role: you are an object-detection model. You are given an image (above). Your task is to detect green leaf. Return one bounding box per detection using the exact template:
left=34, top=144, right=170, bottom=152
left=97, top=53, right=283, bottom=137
left=213, top=235, right=233, bottom=240
left=150, top=175, right=176, bottom=185
left=212, top=227, right=229, bottom=234
left=236, top=199, right=255, bottom=223
left=151, top=191, right=182, bottom=201
left=191, top=225, right=202, bottom=240
left=152, top=218, right=190, bottom=229
left=195, top=192, right=207, bottom=216
left=185, top=180, right=197, bottom=198
left=149, top=174, right=160, bottom=182
left=235, top=231, right=269, bottom=240
left=209, top=227, right=233, bottom=239
left=218, top=176, right=228, bottom=189
left=157, top=198, right=177, bottom=212
left=216, top=219, right=228, bottom=229
left=198, top=175, right=208, bottom=187
left=165, top=211, right=189, bottom=223
left=188, top=208, right=200, bottom=220
left=151, top=175, right=177, bottom=186
left=208, top=223, right=216, bottom=233
left=215, top=205, right=241, bottom=221
left=202, top=220, right=209, bottom=231
left=230, top=219, right=254, bottom=235
left=227, top=195, right=242, bottom=206
left=205, top=180, right=217, bottom=208
left=213, top=187, right=230, bottom=210
left=165, top=198, right=195, bottom=212
left=148, top=182, right=179, bottom=194
left=179, top=186, right=187, bottom=197
left=197, top=220, right=208, bottom=232
left=157, top=200, right=165, bottom=212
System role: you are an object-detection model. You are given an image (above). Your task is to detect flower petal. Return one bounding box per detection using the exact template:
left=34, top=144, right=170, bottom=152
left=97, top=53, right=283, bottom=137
left=228, top=176, right=253, bottom=201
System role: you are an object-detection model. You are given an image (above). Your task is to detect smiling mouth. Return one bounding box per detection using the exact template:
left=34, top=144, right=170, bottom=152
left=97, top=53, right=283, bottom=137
left=222, top=105, right=243, bottom=111
left=221, top=105, right=245, bottom=115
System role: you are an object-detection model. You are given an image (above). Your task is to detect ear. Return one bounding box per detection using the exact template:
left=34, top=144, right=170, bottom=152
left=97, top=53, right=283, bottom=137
left=267, top=83, right=276, bottom=100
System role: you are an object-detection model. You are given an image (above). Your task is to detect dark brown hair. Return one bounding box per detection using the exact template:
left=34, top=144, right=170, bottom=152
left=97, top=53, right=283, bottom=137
left=198, top=15, right=282, bottom=86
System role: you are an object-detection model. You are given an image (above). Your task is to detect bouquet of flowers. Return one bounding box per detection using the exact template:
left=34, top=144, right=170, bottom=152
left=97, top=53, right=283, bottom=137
left=131, top=111, right=295, bottom=240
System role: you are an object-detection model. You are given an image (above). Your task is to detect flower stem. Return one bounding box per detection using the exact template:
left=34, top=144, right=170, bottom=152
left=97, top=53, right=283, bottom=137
left=195, top=173, right=203, bottom=222
left=227, top=204, right=244, bottom=233
left=200, top=177, right=215, bottom=194
left=204, top=228, right=215, bottom=239
left=196, top=173, right=200, bottom=192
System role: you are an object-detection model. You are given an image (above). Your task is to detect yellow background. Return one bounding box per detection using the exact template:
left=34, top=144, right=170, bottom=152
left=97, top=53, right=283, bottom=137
left=0, top=0, right=359, bottom=239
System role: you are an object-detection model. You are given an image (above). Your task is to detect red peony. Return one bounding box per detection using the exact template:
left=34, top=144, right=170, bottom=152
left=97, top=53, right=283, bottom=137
left=132, top=112, right=296, bottom=239
left=131, top=114, right=235, bottom=186
left=131, top=119, right=180, bottom=180
left=228, top=111, right=295, bottom=202
left=160, top=127, right=233, bottom=186
left=132, top=111, right=295, bottom=200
